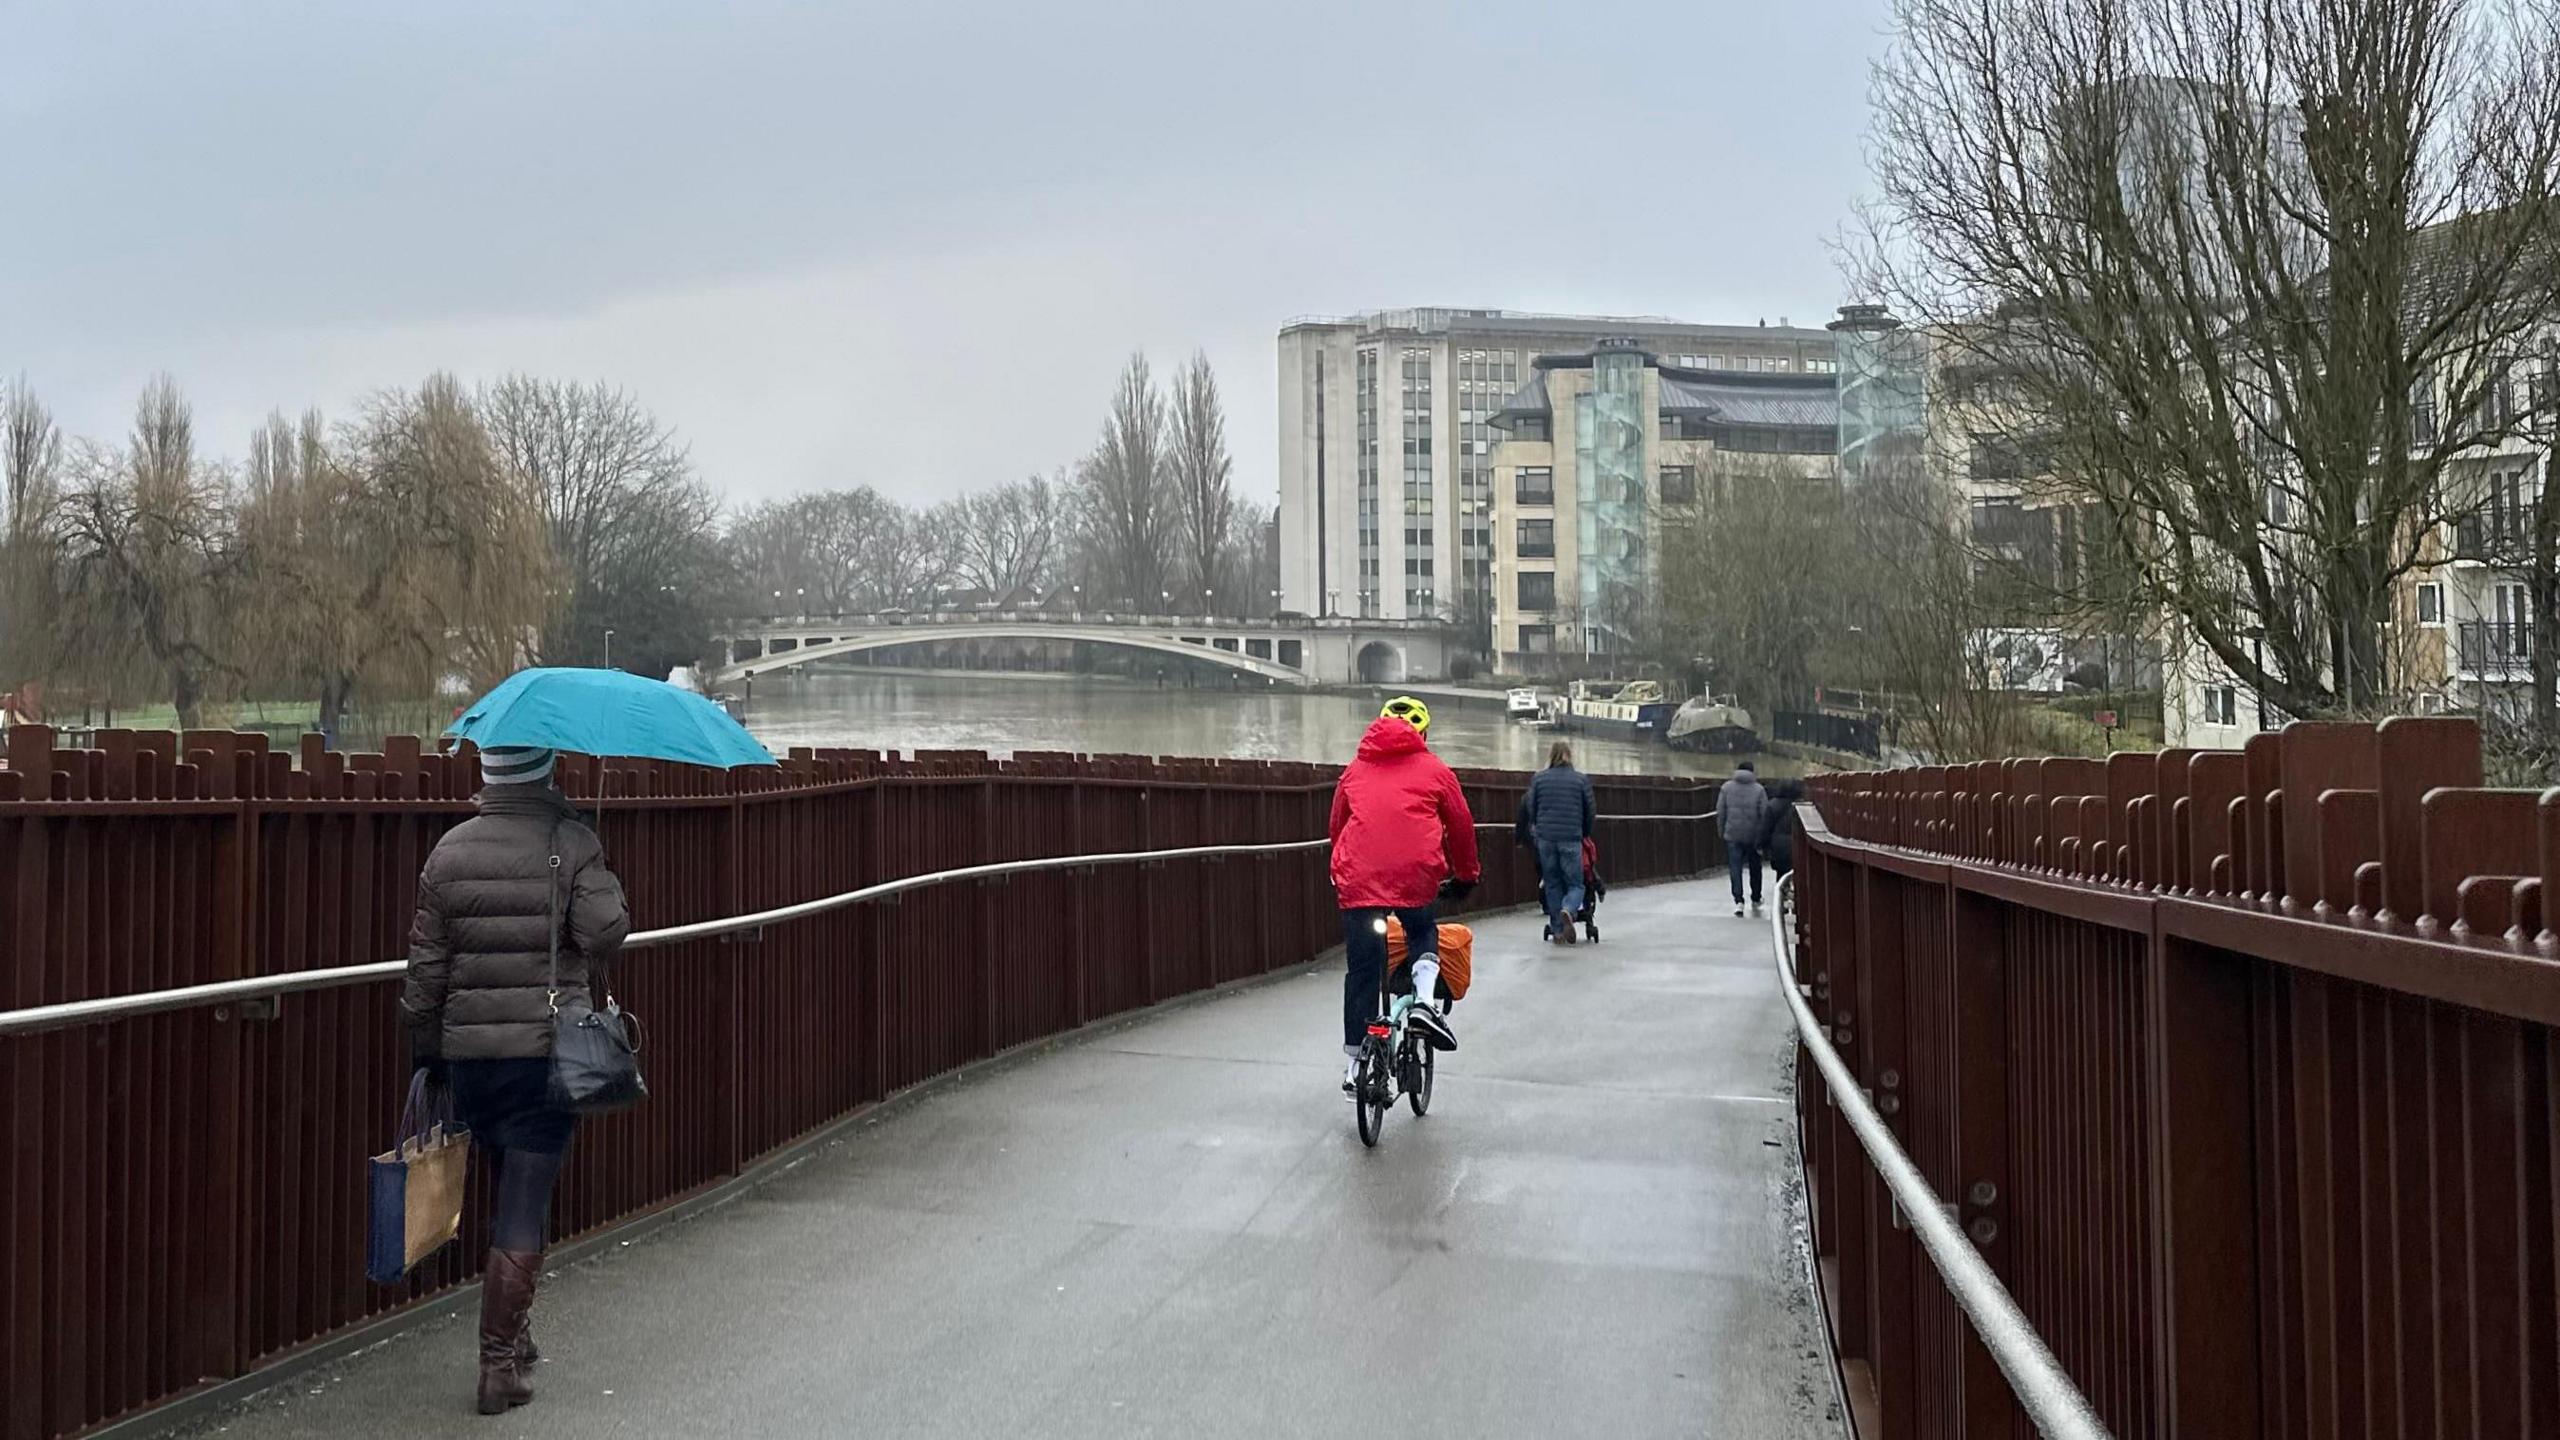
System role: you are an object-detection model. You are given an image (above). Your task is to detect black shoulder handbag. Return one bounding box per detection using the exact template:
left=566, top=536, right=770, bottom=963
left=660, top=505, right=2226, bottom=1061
left=544, top=826, right=648, bottom=1114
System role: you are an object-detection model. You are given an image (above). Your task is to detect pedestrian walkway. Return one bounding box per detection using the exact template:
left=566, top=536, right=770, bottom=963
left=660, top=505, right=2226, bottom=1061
left=184, top=880, right=1833, bottom=1439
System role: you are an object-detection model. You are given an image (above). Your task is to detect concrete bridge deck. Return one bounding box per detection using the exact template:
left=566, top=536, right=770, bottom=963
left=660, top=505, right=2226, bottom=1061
left=181, top=881, right=1833, bottom=1439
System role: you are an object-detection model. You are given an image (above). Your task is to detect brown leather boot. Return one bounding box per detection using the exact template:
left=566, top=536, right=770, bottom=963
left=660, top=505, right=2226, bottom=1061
left=476, top=1249, right=540, bottom=1415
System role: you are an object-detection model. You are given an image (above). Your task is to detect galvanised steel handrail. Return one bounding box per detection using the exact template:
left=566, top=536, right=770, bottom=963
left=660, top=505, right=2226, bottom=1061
left=0, top=810, right=1714, bottom=1038
left=1769, top=870, right=2111, bottom=1440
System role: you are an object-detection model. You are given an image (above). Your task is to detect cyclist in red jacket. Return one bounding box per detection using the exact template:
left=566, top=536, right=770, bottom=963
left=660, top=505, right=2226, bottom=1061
left=1328, top=696, right=1479, bottom=1095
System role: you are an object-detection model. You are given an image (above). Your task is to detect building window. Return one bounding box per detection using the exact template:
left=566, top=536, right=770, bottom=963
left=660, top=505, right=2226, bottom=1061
left=1517, top=571, right=1556, bottom=611
left=2203, top=685, right=2238, bottom=727
left=2417, top=581, right=2444, bottom=626
left=1659, top=465, right=1697, bottom=505
left=1518, top=624, right=1555, bottom=654
left=1517, top=518, right=1555, bottom=558
left=1515, top=466, right=1553, bottom=505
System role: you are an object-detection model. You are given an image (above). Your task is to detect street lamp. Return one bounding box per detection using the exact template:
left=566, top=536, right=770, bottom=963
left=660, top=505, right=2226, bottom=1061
left=603, top=628, right=615, bottom=670
left=1161, top=589, right=1171, bottom=612
left=1203, top=586, right=1215, bottom=617
left=771, top=589, right=781, bottom=620
left=1071, top=584, right=1082, bottom=614
left=796, top=587, right=806, bottom=621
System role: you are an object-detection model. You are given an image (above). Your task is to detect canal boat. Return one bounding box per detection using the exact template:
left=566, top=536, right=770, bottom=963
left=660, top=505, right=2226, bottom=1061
left=1505, top=686, right=1548, bottom=720
left=1560, top=679, right=1677, bottom=742
left=1666, top=695, right=1758, bottom=754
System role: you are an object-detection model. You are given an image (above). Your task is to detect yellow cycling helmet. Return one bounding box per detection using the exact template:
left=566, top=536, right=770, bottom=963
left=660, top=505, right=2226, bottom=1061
left=1382, top=695, right=1431, bottom=733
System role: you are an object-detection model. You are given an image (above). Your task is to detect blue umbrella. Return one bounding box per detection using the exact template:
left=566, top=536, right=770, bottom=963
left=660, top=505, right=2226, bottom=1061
left=447, top=668, right=777, bottom=769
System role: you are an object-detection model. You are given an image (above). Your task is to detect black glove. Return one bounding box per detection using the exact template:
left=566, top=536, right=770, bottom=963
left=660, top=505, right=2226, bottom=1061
left=1437, top=876, right=1476, bottom=904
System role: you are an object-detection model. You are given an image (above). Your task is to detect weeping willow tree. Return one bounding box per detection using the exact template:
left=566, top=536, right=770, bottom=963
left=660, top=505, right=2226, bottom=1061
left=238, top=376, right=554, bottom=741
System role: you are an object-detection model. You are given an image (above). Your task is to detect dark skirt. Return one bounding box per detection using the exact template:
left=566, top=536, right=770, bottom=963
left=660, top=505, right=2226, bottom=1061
left=447, top=1057, right=578, bottom=1156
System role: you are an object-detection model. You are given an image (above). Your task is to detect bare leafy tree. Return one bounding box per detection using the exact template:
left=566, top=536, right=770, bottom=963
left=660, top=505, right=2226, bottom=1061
left=1168, top=351, right=1236, bottom=610
left=1076, top=353, right=1173, bottom=608
left=941, top=471, right=1062, bottom=600
left=1867, top=0, right=2560, bottom=719
left=1657, top=460, right=1857, bottom=724
left=480, top=376, right=722, bottom=675
left=728, top=485, right=952, bottom=616
left=1229, top=501, right=1279, bottom=616
left=2, top=378, right=64, bottom=691
left=53, top=376, right=240, bottom=727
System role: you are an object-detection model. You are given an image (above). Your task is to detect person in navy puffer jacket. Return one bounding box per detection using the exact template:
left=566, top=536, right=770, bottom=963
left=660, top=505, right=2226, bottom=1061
left=1523, top=741, right=1596, bottom=944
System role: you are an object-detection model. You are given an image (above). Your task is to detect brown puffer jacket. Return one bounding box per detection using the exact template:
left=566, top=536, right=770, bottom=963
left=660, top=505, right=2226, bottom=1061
left=400, top=785, right=630, bottom=1062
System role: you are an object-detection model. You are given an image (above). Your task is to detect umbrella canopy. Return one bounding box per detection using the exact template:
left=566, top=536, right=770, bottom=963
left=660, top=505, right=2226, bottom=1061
left=447, top=668, right=777, bottom=769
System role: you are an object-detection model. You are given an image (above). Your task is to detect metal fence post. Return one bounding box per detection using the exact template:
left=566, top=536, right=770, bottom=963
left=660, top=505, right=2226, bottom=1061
left=4, top=798, right=51, bottom=1440
left=2144, top=926, right=2263, bottom=1434
left=1824, top=848, right=1875, bottom=1370
left=1070, top=779, right=1090, bottom=1027
left=720, top=791, right=746, bottom=1176
left=1859, top=862, right=1917, bottom=1439
left=1947, top=887, right=2021, bottom=1440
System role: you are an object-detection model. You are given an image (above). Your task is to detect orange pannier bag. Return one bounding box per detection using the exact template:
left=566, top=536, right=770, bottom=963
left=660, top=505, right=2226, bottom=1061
left=1383, top=918, right=1473, bottom=1001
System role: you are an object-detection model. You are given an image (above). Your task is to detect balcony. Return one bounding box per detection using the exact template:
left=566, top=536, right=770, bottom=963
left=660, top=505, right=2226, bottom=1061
left=1515, top=483, right=1555, bottom=507
left=2457, top=620, right=2534, bottom=677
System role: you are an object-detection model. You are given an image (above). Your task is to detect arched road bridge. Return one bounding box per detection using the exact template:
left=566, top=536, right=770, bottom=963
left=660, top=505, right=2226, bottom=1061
left=710, top=612, right=1460, bottom=688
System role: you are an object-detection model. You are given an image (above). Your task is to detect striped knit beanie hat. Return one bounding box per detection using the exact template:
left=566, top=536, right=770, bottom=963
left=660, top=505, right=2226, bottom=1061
left=479, top=745, right=557, bottom=786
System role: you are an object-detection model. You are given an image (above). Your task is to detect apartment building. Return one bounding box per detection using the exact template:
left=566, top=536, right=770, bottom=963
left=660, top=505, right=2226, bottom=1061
left=1276, top=309, right=1834, bottom=626
left=1485, top=341, right=1839, bottom=672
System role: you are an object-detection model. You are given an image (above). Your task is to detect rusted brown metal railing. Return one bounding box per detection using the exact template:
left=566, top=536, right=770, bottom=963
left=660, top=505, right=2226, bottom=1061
left=1789, top=715, right=2560, bottom=1438
left=0, top=724, right=1720, bottom=1440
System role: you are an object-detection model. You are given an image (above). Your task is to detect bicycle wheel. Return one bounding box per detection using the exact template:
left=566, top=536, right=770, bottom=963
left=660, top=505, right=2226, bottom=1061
left=1407, top=1038, right=1434, bottom=1117
left=1355, top=1045, right=1389, bottom=1147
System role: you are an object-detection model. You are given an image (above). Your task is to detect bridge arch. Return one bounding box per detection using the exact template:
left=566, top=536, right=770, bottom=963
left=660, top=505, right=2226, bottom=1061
left=714, top=625, right=1313, bottom=687
left=1355, top=640, right=1405, bottom=684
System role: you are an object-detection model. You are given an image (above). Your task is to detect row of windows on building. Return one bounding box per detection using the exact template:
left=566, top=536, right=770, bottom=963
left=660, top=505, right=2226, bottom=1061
left=1662, top=352, right=1839, bottom=375
left=1507, top=465, right=1697, bottom=507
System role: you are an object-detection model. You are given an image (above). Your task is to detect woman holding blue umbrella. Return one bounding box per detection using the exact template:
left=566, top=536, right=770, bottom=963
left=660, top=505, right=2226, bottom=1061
left=399, top=668, right=772, bottom=1414
left=400, top=742, right=626, bottom=1415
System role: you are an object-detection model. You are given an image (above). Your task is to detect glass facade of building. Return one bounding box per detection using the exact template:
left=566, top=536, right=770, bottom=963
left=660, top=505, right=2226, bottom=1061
left=1575, top=343, right=1649, bottom=651
left=1833, top=306, right=1927, bottom=491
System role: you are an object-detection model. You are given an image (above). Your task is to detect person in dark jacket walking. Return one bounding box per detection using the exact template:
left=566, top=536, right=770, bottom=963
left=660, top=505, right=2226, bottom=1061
left=1716, top=761, right=1774, bottom=917
left=1764, top=779, right=1800, bottom=881
left=1524, top=740, right=1596, bottom=944
left=1329, top=697, right=1479, bottom=1093
left=401, top=745, right=628, bottom=1416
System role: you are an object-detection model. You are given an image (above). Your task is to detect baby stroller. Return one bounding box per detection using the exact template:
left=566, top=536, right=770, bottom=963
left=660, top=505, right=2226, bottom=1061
left=1575, top=835, right=1607, bottom=944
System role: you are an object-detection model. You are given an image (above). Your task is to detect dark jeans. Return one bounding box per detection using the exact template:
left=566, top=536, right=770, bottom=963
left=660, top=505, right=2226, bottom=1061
left=1536, top=836, right=1586, bottom=929
left=1341, top=905, right=1435, bottom=1050
left=1728, top=843, right=1765, bottom=905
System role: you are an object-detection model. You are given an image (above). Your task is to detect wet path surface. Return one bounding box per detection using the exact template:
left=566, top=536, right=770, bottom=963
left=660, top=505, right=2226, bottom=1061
left=189, top=881, right=1835, bottom=1439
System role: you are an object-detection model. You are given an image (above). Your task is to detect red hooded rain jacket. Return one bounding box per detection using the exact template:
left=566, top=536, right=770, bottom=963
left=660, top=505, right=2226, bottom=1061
left=1327, top=715, right=1482, bottom=909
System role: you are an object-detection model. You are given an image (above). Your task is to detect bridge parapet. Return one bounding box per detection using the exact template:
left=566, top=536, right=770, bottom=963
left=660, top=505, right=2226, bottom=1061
left=707, top=612, right=1459, bottom=686
left=0, top=725, right=1713, bottom=1440
left=1790, top=715, right=2560, bottom=1436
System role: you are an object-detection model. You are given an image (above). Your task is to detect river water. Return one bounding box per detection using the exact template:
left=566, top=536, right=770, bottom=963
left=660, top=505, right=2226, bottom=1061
left=736, top=672, right=1768, bottom=779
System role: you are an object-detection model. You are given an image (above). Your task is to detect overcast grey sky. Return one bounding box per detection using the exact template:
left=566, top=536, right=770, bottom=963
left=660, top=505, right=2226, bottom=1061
left=5, top=1, right=1889, bottom=511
